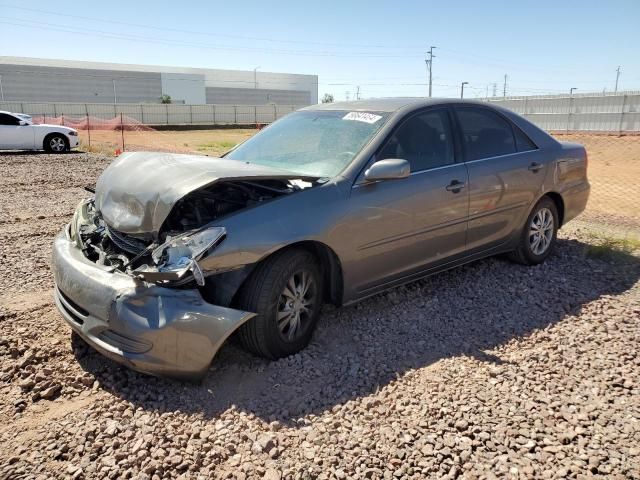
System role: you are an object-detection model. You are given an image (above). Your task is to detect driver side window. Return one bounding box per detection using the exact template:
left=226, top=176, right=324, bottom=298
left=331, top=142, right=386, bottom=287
left=378, top=109, right=454, bottom=172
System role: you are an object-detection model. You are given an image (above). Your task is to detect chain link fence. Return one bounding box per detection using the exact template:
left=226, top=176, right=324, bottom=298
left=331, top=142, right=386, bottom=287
left=550, top=133, right=640, bottom=243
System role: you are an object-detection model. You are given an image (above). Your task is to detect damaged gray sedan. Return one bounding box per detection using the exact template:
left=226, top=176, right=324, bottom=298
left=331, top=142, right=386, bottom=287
left=52, top=98, right=589, bottom=380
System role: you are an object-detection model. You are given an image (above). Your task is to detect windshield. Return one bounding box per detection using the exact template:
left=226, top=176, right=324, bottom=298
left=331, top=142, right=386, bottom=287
left=225, top=110, right=389, bottom=177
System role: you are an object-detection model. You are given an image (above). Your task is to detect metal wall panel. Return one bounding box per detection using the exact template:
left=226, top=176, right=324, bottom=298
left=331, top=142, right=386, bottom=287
left=0, top=64, right=162, bottom=103
left=206, top=87, right=310, bottom=106
left=487, top=93, right=640, bottom=132
left=0, top=57, right=318, bottom=106
left=161, top=73, right=206, bottom=105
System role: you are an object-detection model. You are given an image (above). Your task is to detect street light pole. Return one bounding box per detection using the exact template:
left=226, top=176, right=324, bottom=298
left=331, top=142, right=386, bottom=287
left=253, top=66, right=261, bottom=89
left=112, top=79, right=117, bottom=104
left=568, top=88, right=577, bottom=132
left=460, top=82, right=469, bottom=99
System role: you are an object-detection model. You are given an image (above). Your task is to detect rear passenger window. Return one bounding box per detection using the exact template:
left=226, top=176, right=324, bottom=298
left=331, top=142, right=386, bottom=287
left=514, top=127, right=538, bottom=152
left=455, top=107, right=516, bottom=161
left=378, top=109, right=454, bottom=172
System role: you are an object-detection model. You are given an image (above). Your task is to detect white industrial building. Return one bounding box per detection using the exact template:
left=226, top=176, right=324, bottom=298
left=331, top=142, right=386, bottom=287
left=0, top=56, right=318, bottom=106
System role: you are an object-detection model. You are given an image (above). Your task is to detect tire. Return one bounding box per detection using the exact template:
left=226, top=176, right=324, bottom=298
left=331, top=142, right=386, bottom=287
left=509, top=196, right=559, bottom=265
left=44, top=134, right=68, bottom=153
left=236, top=248, right=323, bottom=359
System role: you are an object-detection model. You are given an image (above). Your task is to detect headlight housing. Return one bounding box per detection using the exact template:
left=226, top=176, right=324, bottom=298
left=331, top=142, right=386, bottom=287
left=68, top=131, right=78, bottom=136
left=135, top=226, right=226, bottom=285
left=69, top=199, right=93, bottom=247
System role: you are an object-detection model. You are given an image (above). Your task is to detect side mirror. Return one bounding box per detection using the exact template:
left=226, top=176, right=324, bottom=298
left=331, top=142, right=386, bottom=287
left=19, top=120, right=29, bottom=126
left=364, top=158, right=410, bottom=182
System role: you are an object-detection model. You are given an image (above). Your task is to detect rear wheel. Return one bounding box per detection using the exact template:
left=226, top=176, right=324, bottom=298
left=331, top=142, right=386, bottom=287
left=509, top=196, right=559, bottom=265
left=236, top=249, right=323, bottom=359
left=44, top=134, right=68, bottom=153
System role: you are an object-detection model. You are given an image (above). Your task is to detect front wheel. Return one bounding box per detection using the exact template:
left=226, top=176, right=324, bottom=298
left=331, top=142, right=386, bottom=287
left=509, top=197, right=559, bottom=265
left=236, top=249, right=323, bottom=359
left=44, top=134, right=69, bottom=153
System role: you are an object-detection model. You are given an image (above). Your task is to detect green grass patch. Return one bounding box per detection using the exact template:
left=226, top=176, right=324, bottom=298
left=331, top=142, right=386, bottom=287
left=196, top=140, right=238, bottom=154
left=585, top=235, right=640, bottom=260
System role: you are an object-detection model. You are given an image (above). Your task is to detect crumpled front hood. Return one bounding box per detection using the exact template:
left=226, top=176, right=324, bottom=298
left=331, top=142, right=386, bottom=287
left=95, top=151, right=314, bottom=235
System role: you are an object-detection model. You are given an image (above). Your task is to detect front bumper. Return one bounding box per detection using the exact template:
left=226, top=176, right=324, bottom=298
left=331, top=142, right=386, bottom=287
left=51, top=226, right=255, bottom=380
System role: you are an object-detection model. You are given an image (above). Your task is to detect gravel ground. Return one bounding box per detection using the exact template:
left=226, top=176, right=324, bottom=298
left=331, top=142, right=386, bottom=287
left=1, top=152, right=639, bottom=479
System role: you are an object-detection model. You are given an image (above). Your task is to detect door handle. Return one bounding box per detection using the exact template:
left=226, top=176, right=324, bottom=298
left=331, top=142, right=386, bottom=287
left=445, top=180, right=466, bottom=192
left=528, top=162, right=543, bottom=172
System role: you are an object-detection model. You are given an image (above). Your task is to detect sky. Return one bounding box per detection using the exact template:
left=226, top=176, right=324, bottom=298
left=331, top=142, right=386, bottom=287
left=1, top=0, right=639, bottom=101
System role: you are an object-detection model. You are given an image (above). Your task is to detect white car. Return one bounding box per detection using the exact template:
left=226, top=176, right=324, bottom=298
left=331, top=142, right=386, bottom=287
left=0, top=111, right=79, bottom=152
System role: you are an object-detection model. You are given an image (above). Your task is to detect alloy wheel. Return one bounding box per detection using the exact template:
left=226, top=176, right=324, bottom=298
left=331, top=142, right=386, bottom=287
left=277, top=270, right=317, bottom=341
left=50, top=137, right=66, bottom=152
left=529, top=207, right=554, bottom=255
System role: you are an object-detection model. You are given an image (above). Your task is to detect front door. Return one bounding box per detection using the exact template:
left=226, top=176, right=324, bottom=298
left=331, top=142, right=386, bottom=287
left=0, top=113, right=33, bottom=149
left=345, top=107, right=469, bottom=296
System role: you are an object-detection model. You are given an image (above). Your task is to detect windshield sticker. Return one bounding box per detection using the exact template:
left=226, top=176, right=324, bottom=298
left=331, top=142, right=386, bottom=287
left=342, top=112, right=382, bottom=124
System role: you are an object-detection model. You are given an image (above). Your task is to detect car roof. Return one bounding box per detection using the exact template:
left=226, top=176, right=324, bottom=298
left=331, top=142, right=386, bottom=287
left=302, top=97, right=495, bottom=113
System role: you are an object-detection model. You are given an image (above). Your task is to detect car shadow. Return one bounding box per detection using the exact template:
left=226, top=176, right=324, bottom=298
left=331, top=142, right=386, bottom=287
left=72, top=237, right=640, bottom=425
left=0, top=150, right=83, bottom=156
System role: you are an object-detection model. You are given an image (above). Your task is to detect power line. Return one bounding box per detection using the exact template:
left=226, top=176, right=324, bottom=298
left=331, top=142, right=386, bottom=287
left=0, top=18, right=425, bottom=59
left=0, top=4, right=429, bottom=51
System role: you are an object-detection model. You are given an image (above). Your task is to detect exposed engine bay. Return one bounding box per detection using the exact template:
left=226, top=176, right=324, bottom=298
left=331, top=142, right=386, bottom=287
left=70, top=179, right=311, bottom=286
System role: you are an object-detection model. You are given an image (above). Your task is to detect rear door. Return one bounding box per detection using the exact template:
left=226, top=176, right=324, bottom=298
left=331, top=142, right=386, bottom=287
left=0, top=113, right=33, bottom=149
left=453, top=105, right=546, bottom=252
left=347, top=107, right=468, bottom=293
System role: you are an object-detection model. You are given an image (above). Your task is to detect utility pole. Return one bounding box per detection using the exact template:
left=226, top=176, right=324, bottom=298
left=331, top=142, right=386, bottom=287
left=615, top=66, right=621, bottom=93
left=503, top=74, right=508, bottom=98
left=112, top=79, right=117, bottom=104
left=356, top=85, right=361, bottom=100
left=485, top=84, right=489, bottom=100
left=460, top=82, right=469, bottom=99
left=425, top=46, right=436, bottom=97
left=492, top=83, right=497, bottom=97
left=0, top=75, right=4, bottom=102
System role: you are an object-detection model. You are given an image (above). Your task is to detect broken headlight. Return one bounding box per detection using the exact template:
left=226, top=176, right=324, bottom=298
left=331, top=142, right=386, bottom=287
left=135, top=226, right=226, bottom=285
left=69, top=199, right=94, bottom=247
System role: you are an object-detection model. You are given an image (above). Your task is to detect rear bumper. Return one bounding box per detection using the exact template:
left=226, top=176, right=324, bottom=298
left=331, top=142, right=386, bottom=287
left=562, top=181, right=590, bottom=225
left=51, top=226, right=255, bottom=380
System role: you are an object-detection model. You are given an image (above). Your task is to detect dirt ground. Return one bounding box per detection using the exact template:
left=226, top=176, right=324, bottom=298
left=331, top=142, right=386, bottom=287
left=78, top=128, right=256, bottom=157
left=0, top=148, right=639, bottom=479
